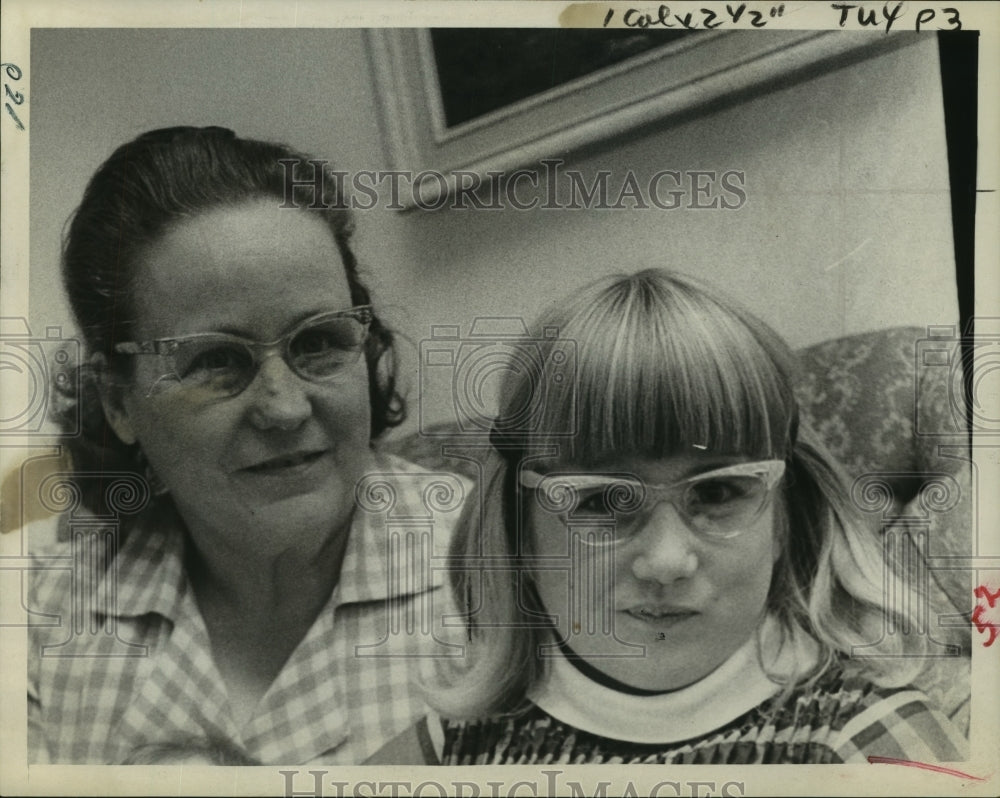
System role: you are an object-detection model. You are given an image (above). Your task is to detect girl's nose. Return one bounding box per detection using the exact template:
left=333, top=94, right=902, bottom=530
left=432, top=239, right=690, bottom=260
left=628, top=500, right=699, bottom=584
left=244, top=353, right=312, bottom=431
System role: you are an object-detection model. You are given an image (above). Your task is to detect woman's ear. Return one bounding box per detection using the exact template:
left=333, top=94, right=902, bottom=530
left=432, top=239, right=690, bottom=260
left=91, top=353, right=137, bottom=445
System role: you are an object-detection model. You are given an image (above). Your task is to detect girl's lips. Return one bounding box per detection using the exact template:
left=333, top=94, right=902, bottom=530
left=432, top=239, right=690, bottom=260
left=622, top=608, right=699, bottom=628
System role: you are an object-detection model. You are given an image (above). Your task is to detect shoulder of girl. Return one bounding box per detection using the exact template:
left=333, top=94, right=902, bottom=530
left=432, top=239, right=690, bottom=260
left=830, top=681, right=969, bottom=764
left=362, top=714, right=444, bottom=765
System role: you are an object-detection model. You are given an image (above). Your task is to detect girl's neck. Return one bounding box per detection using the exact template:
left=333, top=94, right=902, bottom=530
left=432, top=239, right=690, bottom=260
left=556, top=637, right=685, bottom=696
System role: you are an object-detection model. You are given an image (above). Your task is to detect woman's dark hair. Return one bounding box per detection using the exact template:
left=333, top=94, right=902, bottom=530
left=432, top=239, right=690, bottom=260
left=52, top=126, right=404, bottom=512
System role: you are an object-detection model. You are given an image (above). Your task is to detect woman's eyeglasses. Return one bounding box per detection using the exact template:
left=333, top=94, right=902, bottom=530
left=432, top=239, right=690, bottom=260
left=113, top=305, right=372, bottom=400
left=518, top=460, right=786, bottom=544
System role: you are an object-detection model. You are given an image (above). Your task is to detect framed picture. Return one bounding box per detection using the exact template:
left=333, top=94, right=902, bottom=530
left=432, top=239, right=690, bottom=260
left=365, top=28, right=909, bottom=208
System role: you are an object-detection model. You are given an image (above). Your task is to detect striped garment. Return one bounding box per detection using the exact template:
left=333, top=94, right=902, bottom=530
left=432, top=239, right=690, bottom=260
left=26, top=454, right=469, bottom=765
left=437, top=665, right=968, bottom=765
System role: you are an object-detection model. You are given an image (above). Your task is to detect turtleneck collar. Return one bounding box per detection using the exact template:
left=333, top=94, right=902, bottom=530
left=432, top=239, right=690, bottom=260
left=528, top=615, right=819, bottom=744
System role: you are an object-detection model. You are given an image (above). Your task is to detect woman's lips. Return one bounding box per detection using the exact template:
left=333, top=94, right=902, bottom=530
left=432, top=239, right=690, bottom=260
left=242, top=449, right=327, bottom=474
left=235, top=449, right=336, bottom=498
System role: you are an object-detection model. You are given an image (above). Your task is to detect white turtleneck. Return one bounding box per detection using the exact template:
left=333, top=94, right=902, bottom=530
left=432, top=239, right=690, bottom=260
left=526, top=615, right=819, bottom=744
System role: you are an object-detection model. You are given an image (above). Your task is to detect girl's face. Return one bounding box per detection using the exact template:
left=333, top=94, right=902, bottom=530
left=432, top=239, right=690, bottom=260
left=104, top=200, right=372, bottom=558
left=527, top=451, right=782, bottom=692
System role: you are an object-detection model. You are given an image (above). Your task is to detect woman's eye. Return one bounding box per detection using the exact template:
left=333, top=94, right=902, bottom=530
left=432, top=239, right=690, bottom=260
left=294, top=330, right=338, bottom=355
left=293, top=324, right=358, bottom=358
left=182, top=345, right=245, bottom=376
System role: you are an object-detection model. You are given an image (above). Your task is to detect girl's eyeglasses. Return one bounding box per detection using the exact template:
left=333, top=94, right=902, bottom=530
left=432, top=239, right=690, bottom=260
left=518, top=460, right=786, bottom=544
left=113, top=305, right=372, bottom=401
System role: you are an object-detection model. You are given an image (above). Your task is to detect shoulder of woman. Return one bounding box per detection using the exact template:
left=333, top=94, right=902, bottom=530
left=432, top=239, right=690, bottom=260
left=367, top=451, right=474, bottom=533
left=16, top=511, right=67, bottom=552
left=828, top=675, right=969, bottom=764
left=17, top=517, right=80, bottom=677
left=20, top=515, right=75, bottom=600
left=20, top=511, right=138, bottom=630
left=374, top=451, right=475, bottom=490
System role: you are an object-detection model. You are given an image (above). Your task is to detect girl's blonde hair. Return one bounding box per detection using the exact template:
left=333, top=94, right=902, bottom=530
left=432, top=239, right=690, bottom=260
left=433, top=269, right=928, bottom=718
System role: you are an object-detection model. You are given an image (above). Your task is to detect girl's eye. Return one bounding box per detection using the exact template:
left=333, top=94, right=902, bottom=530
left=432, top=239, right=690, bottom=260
left=576, top=491, right=613, bottom=515
left=688, top=477, right=756, bottom=507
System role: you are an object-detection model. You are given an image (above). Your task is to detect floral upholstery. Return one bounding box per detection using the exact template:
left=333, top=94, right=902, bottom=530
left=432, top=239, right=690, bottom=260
left=381, top=326, right=973, bottom=729
left=795, top=326, right=967, bottom=502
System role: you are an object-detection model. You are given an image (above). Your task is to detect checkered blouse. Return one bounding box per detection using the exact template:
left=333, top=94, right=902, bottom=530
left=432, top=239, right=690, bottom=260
left=27, top=455, right=469, bottom=765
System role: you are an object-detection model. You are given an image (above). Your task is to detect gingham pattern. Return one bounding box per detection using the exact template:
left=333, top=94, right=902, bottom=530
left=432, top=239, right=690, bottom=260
left=439, top=665, right=969, bottom=765
left=27, top=454, right=469, bottom=764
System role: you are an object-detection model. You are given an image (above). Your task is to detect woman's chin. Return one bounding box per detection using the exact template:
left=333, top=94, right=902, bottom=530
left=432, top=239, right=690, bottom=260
left=225, top=494, right=355, bottom=553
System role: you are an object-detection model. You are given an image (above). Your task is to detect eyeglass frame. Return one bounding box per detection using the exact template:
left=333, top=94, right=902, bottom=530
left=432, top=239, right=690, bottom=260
left=111, top=304, right=373, bottom=399
left=518, top=459, right=787, bottom=544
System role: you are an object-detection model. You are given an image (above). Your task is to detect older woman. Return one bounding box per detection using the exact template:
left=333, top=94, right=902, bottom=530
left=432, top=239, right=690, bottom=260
left=27, top=126, right=465, bottom=764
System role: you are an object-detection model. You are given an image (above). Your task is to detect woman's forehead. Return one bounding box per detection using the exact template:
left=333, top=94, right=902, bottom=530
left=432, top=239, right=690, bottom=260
left=129, top=201, right=351, bottom=339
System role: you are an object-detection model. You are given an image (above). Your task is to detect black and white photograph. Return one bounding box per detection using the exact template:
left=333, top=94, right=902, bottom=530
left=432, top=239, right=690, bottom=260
left=0, top=1, right=996, bottom=796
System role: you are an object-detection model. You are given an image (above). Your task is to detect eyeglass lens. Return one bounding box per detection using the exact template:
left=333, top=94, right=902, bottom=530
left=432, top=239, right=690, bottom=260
left=545, top=471, right=772, bottom=541
left=155, top=316, right=367, bottom=397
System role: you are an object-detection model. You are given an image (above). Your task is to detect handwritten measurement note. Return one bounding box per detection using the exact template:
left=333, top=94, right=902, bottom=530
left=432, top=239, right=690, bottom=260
left=2, top=62, right=25, bottom=131
left=600, top=3, right=963, bottom=32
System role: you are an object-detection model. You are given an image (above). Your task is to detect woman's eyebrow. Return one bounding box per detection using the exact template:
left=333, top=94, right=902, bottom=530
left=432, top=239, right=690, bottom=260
left=156, top=321, right=255, bottom=339
left=286, top=306, right=339, bottom=329
left=174, top=308, right=335, bottom=341
left=202, top=325, right=253, bottom=338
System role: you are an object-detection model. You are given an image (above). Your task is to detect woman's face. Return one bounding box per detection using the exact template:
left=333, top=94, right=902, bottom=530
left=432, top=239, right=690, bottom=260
left=528, top=452, right=781, bottom=692
left=106, top=199, right=372, bottom=557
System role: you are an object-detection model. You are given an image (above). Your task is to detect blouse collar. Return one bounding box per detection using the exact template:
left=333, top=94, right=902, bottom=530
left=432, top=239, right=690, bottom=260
left=94, top=452, right=454, bottom=624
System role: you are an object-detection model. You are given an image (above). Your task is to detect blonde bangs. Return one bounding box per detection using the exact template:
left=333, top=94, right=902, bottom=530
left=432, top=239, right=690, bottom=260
left=525, top=270, right=795, bottom=466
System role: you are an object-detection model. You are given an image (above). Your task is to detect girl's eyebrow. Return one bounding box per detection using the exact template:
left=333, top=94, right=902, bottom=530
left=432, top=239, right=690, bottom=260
left=681, top=459, right=749, bottom=478
left=567, top=458, right=751, bottom=486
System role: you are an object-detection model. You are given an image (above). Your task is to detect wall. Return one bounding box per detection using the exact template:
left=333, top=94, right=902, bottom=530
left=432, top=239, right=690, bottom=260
left=26, top=29, right=957, bottom=442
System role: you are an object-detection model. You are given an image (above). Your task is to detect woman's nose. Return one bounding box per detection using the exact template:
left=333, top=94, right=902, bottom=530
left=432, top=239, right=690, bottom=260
left=244, top=353, right=312, bottom=430
left=628, top=501, right=699, bottom=584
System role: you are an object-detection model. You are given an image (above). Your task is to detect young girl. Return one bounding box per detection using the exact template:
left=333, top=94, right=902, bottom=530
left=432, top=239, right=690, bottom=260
left=378, top=269, right=967, bottom=765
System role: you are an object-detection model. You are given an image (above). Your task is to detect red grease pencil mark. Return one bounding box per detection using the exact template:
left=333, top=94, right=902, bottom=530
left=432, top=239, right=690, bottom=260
left=867, top=756, right=984, bottom=781
left=975, top=584, right=1000, bottom=608
left=972, top=584, right=1000, bottom=647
